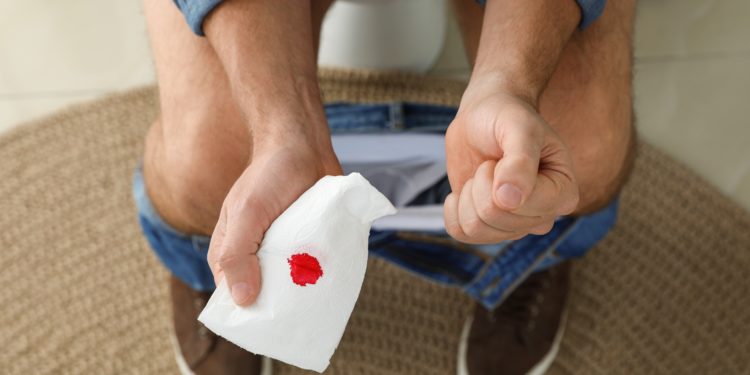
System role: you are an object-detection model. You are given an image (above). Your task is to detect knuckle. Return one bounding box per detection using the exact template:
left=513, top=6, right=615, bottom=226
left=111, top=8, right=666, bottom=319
left=559, top=192, right=580, bottom=215
left=445, top=122, right=459, bottom=140
left=568, top=193, right=581, bottom=213
left=512, top=150, right=538, bottom=165
left=444, top=216, right=461, bottom=235
left=476, top=200, right=499, bottom=223
left=206, top=246, right=218, bottom=263
left=506, top=153, right=539, bottom=177
left=460, top=218, right=484, bottom=238
left=227, top=195, right=251, bottom=213
left=446, top=222, right=466, bottom=241
left=512, top=114, right=545, bottom=142
left=529, top=220, right=554, bottom=235
left=523, top=121, right=545, bottom=141
left=217, top=250, right=244, bottom=269
left=206, top=232, right=223, bottom=260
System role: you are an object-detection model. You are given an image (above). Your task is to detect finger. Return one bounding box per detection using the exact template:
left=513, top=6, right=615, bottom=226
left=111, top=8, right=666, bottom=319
left=213, top=202, right=265, bottom=307
left=457, top=178, right=522, bottom=244
left=492, top=122, right=543, bottom=211
left=444, top=192, right=471, bottom=243
left=513, top=168, right=579, bottom=217
left=528, top=220, right=555, bottom=236
left=207, top=205, right=228, bottom=287
left=472, top=160, right=552, bottom=231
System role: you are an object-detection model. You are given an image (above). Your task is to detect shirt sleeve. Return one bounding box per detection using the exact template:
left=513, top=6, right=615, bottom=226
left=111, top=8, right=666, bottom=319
left=172, top=0, right=225, bottom=36
left=474, top=0, right=606, bottom=29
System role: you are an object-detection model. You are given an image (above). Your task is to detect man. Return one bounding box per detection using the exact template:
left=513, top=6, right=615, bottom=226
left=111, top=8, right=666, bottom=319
left=133, top=0, right=635, bottom=373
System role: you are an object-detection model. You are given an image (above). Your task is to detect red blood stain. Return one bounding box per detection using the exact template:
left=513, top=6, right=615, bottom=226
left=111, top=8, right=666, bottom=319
left=288, top=253, right=323, bottom=286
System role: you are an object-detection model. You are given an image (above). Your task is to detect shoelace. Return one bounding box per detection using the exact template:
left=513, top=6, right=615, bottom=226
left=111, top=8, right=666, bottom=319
left=485, top=269, right=553, bottom=344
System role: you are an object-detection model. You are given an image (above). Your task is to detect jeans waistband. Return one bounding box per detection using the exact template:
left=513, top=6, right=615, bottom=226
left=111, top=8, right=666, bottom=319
left=325, top=102, right=457, bottom=133
left=369, top=199, right=618, bottom=310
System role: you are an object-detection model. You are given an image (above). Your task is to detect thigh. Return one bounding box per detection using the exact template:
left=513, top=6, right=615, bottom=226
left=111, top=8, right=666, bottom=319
left=540, top=0, right=637, bottom=213
left=143, top=0, right=249, bottom=235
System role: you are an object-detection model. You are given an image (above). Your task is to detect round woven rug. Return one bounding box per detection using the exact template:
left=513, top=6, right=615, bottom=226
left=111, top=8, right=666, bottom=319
left=1, top=69, right=748, bottom=374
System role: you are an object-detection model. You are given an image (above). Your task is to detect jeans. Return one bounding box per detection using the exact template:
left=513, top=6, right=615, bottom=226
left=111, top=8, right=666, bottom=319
left=133, top=101, right=618, bottom=310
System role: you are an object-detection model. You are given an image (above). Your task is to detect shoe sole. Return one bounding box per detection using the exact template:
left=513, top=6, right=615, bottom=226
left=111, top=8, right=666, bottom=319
left=456, top=310, right=568, bottom=375
left=169, top=332, right=273, bottom=375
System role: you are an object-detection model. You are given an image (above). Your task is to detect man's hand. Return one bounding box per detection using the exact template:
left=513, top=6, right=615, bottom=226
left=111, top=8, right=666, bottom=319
left=207, top=133, right=341, bottom=306
left=444, top=89, right=579, bottom=244
left=444, top=0, right=582, bottom=244
left=200, top=1, right=340, bottom=306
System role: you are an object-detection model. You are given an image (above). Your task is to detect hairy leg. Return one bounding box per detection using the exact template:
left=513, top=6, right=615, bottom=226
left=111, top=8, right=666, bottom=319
left=452, top=0, right=637, bottom=214
left=142, top=0, right=333, bottom=235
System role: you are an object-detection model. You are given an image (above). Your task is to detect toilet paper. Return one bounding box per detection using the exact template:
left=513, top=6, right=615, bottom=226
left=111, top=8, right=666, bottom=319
left=198, top=173, right=396, bottom=373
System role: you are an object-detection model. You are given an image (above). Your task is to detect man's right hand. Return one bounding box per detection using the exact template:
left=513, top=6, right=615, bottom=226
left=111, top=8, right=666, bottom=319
left=207, top=132, right=341, bottom=306
left=198, top=0, right=343, bottom=306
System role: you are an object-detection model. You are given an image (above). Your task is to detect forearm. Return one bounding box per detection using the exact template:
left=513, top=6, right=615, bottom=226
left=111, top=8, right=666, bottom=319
left=469, top=0, right=580, bottom=107
left=203, top=0, right=329, bottom=149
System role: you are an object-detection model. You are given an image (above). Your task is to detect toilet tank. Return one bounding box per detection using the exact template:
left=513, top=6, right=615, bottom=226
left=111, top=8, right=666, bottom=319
left=318, top=0, right=447, bottom=73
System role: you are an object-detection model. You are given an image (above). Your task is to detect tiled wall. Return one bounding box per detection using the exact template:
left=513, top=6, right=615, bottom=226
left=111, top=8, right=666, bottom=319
left=0, top=1, right=154, bottom=129
left=633, top=0, right=750, bottom=212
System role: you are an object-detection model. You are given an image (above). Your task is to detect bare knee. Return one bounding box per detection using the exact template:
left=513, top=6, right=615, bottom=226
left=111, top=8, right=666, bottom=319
left=569, top=110, right=636, bottom=215
left=540, top=0, right=636, bottom=215
left=143, top=113, right=250, bottom=235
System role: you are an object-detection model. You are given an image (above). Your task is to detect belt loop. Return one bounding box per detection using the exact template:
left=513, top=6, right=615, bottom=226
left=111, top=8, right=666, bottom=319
left=192, top=235, right=210, bottom=253
left=388, top=101, right=405, bottom=130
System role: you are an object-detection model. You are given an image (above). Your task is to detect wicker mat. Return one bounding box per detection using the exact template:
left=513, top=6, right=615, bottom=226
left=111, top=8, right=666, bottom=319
left=1, top=70, right=748, bottom=375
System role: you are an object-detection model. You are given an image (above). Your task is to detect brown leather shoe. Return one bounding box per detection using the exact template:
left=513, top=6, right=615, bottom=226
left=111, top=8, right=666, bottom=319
left=169, top=276, right=267, bottom=375
left=457, top=262, right=571, bottom=375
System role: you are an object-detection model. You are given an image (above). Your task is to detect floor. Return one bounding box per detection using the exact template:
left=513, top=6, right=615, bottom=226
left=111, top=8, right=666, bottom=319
left=2, top=0, right=749, bottom=211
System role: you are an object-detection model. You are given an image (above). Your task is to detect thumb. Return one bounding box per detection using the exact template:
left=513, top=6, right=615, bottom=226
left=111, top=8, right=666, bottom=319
left=208, top=204, right=264, bottom=307
left=492, top=125, right=543, bottom=210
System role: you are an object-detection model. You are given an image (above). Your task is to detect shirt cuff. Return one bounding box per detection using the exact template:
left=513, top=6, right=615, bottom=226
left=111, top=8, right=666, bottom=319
left=474, top=0, right=606, bottom=30
left=172, top=0, right=225, bottom=36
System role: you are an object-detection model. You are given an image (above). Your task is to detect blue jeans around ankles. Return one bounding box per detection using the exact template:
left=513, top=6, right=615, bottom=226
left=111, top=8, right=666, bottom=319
left=134, top=101, right=618, bottom=309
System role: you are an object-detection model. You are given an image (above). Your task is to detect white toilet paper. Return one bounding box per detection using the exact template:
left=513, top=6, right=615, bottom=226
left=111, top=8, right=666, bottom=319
left=198, top=173, right=396, bottom=373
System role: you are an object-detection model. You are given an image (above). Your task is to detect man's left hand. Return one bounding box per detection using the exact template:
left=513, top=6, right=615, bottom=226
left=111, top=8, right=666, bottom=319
left=444, top=89, right=580, bottom=244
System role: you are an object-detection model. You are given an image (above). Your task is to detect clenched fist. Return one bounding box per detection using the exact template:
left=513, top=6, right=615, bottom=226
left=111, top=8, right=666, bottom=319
left=444, top=90, right=580, bottom=244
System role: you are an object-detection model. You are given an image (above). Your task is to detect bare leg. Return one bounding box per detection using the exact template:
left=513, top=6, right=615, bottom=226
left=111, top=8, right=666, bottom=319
left=452, top=0, right=636, bottom=214
left=142, top=0, right=333, bottom=235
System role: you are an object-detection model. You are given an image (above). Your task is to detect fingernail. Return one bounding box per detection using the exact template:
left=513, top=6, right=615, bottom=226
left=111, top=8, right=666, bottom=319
left=497, top=184, right=523, bottom=209
left=231, top=282, right=252, bottom=304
